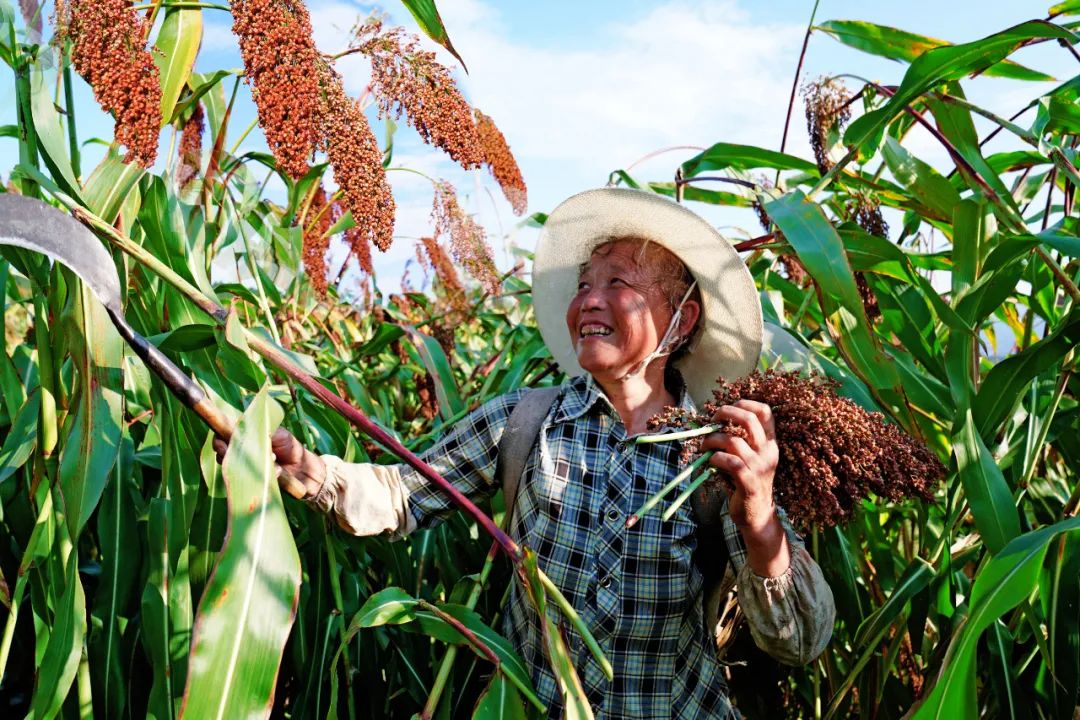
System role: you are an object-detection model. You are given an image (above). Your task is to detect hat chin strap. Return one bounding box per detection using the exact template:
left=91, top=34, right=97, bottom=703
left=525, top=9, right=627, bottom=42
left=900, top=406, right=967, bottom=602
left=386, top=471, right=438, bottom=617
left=618, top=280, right=697, bottom=383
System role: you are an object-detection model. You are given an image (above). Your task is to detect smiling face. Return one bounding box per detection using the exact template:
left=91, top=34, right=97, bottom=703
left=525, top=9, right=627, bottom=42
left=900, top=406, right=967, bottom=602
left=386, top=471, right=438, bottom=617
left=565, top=238, right=699, bottom=385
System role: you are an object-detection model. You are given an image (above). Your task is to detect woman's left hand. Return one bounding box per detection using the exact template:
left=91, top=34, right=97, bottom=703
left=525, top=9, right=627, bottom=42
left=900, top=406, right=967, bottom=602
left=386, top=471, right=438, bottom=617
left=699, top=400, right=780, bottom=537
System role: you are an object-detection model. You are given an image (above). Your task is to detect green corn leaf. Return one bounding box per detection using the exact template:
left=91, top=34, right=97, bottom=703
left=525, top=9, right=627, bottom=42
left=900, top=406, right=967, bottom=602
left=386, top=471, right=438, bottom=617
left=180, top=386, right=301, bottom=720
left=952, top=409, right=1021, bottom=555
left=681, top=142, right=818, bottom=178
left=908, top=517, right=1080, bottom=719
left=154, top=9, right=203, bottom=125
left=817, top=20, right=1055, bottom=81
left=399, top=0, right=468, bottom=71
left=854, top=557, right=934, bottom=647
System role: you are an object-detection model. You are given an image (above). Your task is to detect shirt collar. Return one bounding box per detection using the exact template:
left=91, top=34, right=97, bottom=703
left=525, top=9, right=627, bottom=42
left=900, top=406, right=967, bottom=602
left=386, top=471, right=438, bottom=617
left=551, top=373, right=697, bottom=425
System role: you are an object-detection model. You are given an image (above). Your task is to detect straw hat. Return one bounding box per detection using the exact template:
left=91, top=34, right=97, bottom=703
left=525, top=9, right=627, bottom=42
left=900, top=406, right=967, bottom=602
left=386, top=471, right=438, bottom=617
left=532, top=187, right=763, bottom=406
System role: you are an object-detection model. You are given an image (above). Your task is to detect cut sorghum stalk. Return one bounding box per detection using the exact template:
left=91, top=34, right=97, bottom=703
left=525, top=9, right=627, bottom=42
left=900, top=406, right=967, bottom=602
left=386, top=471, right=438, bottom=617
left=635, top=424, right=718, bottom=444
left=626, top=451, right=713, bottom=529
left=662, top=466, right=717, bottom=522
left=538, top=569, right=614, bottom=681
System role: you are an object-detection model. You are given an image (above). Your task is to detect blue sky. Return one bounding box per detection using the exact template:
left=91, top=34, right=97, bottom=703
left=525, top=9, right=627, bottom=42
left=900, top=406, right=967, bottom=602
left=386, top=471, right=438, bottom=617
left=1, top=1, right=1072, bottom=296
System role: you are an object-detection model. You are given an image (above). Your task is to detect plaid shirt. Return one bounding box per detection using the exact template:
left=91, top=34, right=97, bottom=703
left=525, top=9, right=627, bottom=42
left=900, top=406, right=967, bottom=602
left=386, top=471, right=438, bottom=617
left=399, top=375, right=749, bottom=719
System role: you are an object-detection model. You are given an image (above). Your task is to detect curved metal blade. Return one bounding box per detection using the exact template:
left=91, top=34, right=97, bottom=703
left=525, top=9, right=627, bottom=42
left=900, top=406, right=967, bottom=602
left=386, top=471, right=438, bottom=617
left=0, top=193, right=122, bottom=310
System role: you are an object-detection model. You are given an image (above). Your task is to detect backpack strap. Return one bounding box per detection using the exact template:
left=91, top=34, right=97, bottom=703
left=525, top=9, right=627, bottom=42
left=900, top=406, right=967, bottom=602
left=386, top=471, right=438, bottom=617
left=496, top=386, right=562, bottom=532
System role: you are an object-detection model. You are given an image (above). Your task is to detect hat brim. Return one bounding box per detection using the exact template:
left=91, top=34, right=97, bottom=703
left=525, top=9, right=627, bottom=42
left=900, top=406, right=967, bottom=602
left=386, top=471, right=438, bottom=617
left=532, top=188, right=763, bottom=407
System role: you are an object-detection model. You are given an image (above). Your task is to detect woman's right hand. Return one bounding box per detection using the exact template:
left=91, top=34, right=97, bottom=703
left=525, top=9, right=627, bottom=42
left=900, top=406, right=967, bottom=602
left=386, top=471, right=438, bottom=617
left=213, top=427, right=326, bottom=500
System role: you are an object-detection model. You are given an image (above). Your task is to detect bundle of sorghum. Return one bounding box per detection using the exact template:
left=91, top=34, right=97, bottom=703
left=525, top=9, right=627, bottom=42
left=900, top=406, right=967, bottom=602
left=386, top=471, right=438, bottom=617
left=419, top=236, right=468, bottom=312
left=354, top=20, right=485, bottom=170
left=649, top=370, right=944, bottom=530
left=57, top=0, right=162, bottom=166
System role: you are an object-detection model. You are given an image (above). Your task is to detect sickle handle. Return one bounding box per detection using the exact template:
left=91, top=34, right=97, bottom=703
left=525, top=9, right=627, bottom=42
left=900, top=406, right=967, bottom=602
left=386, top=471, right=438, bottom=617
left=106, top=308, right=309, bottom=500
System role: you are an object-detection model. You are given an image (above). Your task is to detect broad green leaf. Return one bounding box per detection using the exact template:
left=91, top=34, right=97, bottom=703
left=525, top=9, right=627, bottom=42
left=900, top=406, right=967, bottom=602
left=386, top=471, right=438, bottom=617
left=29, top=546, right=86, bottom=720
left=951, top=199, right=984, bottom=298
left=141, top=498, right=187, bottom=720
left=845, top=22, right=1076, bottom=155
left=30, top=63, right=82, bottom=201
left=0, top=388, right=39, bottom=484
left=854, top=558, right=934, bottom=647
left=473, top=672, right=527, bottom=720
left=765, top=192, right=900, bottom=390
left=58, top=278, right=123, bottom=539
left=88, top=436, right=138, bottom=720
left=681, top=143, right=818, bottom=178
left=882, top=138, right=961, bottom=222
left=952, top=409, right=1021, bottom=555
left=399, top=0, right=468, bottom=70
left=817, top=20, right=1055, bottom=81
left=81, top=151, right=145, bottom=225
left=403, top=326, right=464, bottom=421
left=1051, top=0, right=1080, bottom=15
left=181, top=387, right=301, bottom=720
left=154, top=9, right=203, bottom=125
left=350, top=587, right=420, bottom=628
left=973, top=309, right=1080, bottom=439
left=908, top=517, right=1080, bottom=719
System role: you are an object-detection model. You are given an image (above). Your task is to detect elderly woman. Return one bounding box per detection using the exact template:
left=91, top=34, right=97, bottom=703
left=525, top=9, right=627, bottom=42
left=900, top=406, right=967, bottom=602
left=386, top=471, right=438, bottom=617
left=256, top=189, right=835, bottom=718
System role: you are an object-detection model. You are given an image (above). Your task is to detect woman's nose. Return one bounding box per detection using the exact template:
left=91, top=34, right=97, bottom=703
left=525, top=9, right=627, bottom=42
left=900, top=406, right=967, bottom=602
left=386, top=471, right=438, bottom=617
left=580, top=286, right=605, bottom=311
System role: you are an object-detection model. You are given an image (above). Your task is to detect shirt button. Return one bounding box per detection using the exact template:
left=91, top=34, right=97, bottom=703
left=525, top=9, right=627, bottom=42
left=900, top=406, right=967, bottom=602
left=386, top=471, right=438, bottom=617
left=615, top=440, right=627, bottom=452
left=599, top=574, right=612, bottom=589
left=606, top=508, right=620, bottom=523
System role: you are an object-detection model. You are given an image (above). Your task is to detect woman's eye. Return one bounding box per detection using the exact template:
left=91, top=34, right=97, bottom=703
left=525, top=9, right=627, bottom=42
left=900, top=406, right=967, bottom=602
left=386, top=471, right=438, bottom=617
left=577, top=282, right=590, bottom=291
left=611, top=277, right=627, bottom=286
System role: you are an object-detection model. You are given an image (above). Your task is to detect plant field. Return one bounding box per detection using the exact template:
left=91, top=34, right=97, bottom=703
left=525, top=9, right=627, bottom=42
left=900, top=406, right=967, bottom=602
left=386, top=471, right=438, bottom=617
left=0, top=1, right=1077, bottom=719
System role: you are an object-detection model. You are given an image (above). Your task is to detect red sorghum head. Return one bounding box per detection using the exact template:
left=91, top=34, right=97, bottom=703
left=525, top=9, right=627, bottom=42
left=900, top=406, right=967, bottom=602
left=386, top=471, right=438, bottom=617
left=58, top=0, right=162, bottom=166
left=231, top=0, right=321, bottom=180
left=355, top=20, right=484, bottom=170
left=318, top=69, right=396, bottom=253
left=176, top=103, right=204, bottom=189
left=301, top=185, right=332, bottom=298
left=432, top=181, right=500, bottom=295
left=653, top=370, right=945, bottom=530
left=474, top=108, right=527, bottom=215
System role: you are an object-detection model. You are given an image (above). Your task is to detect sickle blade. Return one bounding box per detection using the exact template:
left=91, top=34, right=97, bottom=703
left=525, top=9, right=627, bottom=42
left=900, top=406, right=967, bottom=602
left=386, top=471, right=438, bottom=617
left=0, top=193, right=122, bottom=310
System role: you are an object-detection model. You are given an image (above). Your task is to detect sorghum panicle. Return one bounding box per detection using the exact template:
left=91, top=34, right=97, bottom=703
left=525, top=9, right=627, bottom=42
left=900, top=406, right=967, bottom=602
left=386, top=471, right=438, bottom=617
left=852, top=197, right=888, bottom=320
left=231, top=0, right=321, bottom=180
left=355, top=20, right=485, bottom=170
left=432, top=181, right=500, bottom=295
left=802, top=77, right=852, bottom=175
left=652, top=370, right=944, bottom=531
left=301, top=185, right=332, bottom=298
left=58, top=0, right=162, bottom=167
left=318, top=70, right=396, bottom=252
left=330, top=200, right=374, bottom=276
left=420, top=236, right=467, bottom=311
left=474, top=108, right=527, bottom=215
left=176, top=103, right=204, bottom=189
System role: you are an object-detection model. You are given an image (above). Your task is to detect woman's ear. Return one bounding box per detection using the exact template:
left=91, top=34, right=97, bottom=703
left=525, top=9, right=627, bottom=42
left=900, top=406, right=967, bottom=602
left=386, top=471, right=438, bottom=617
left=678, top=299, right=701, bottom=339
